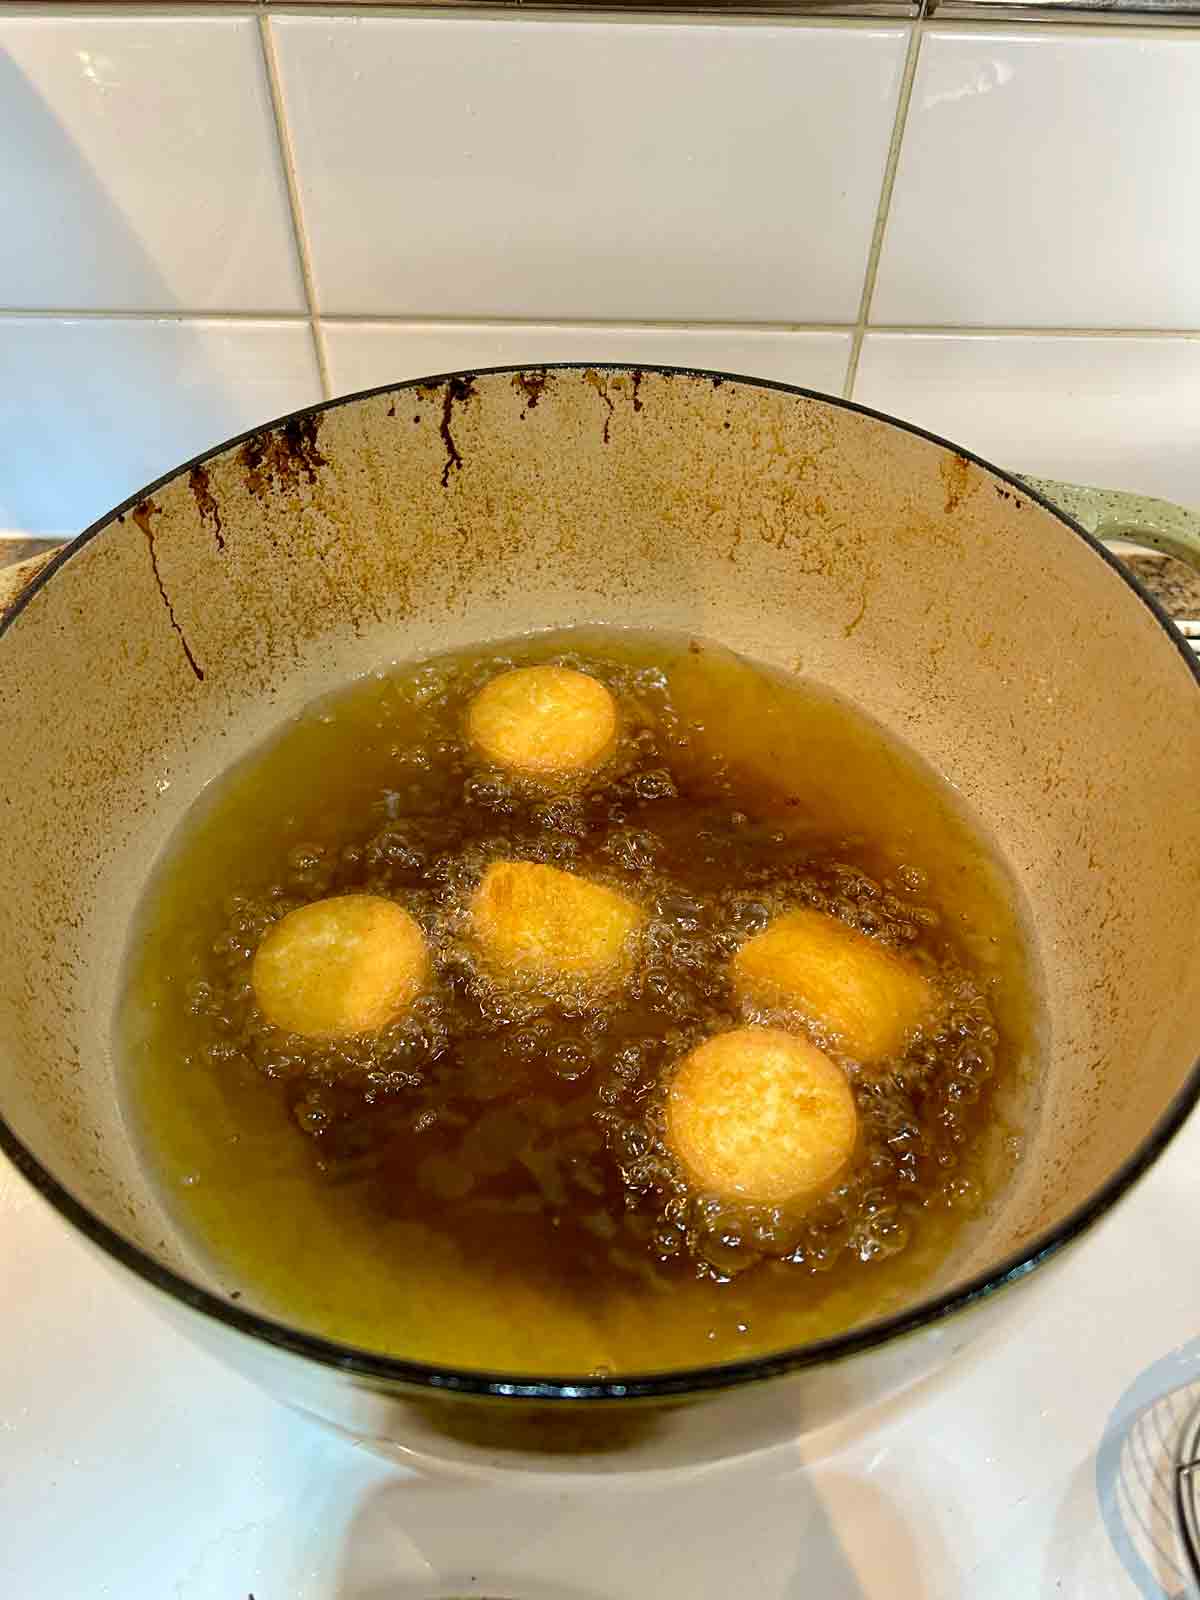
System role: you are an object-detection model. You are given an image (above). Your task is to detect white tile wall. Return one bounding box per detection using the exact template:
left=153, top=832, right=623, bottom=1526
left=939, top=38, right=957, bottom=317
left=855, top=333, right=1200, bottom=507
left=272, top=16, right=907, bottom=323
left=0, top=17, right=304, bottom=313
left=0, top=319, right=320, bottom=538
left=3, top=9, right=1200, bottom=541
left=324, top=322, right=852, bottom=399
left=873, top=29, right=1200, bottom=330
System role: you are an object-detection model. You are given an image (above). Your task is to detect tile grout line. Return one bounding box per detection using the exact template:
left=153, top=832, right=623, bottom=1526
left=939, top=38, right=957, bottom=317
left=0, top=4, right=919, bottom=27
left=4, top=3, right=1200, bottom=35
left=842, top=9, right=924, bottom=401
left=261, top=5, right=914, bottom=24
left=0, top=308, right=317, bottom=323
left=0, top=308, right=858, bottom=331
left=862, top=323, right=1200, bottom=339
left=5, top=2, right=1200, bottom=35
left=4, top=307, right=1200, bottom=338
left=257, top=13, right=333, bottom=398
left=298, top=315, right=859, bottom=332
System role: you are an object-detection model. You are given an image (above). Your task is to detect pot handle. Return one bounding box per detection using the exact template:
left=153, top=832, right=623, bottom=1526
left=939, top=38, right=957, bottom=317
left=1019, top=475, right=1200, bottom=574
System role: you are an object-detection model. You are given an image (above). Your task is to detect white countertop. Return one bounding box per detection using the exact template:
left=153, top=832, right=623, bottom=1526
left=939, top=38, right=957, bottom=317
left=4, top=1094, right=1198, bottom=1599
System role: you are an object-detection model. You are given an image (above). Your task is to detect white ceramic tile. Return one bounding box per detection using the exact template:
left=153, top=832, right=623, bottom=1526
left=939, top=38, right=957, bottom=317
left=0, top=18, right=304, bottom=313
left=0, top=319, right=321, bottom=538
left=854, top=333, right=1200, bottom=509
left=874, top=29, right=1200, bottom=329
left=274, top=17, right=907, bottom=323
left=324, top=321, right=852, bottom=399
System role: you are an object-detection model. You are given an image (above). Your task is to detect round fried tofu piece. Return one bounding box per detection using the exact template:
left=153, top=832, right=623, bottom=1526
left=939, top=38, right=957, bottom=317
left=467, top=666, right=617, bottom=779
left=251, top=894, right=429, bottom=1039
left=667, top=1027, right=857, bottom=1205
left=732, top=907, right=934, bottom=1063
left=470, top=861, right=643, bottom=992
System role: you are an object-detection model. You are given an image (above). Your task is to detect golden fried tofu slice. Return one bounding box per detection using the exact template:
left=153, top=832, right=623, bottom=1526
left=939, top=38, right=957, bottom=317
left=251, top=894, right=429, bottom=1039
left=467, top=665, right=617, bottom=779
left=667, top=1026, right=857, bottom=1205
left=732, top=907, right=934, bottom=1062
left=469, top=860, right=643, bottom=993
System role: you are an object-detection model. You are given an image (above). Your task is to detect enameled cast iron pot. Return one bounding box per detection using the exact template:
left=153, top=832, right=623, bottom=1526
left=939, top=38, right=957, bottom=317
left=3, top=366, right=1200, bottom=1474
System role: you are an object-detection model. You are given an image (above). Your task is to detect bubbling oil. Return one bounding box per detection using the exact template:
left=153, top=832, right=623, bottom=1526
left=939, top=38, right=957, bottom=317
left=119, top=628, right=1040, bottom=1376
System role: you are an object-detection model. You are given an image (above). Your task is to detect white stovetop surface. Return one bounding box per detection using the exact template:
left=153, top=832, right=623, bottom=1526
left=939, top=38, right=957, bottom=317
left=3, top=1101, right=1199, bottom=1600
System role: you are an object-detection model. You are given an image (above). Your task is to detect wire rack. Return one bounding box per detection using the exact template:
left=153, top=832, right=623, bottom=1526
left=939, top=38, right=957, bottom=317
left=1179, top=1395, right=1200, bottom=1592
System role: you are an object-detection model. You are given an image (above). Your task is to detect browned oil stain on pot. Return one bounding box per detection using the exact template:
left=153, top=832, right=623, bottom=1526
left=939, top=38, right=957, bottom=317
left=427, top=374, right=477, bottom=489
left=843, top=567, right=879, bottom=639
left=584, top=369, right=616, bottom=444
left=129, top=498, right=205, bottom=682
left=238, top=415, right=326, bottom=499
left=512, top=369, right=551, bottom=420
left=383, top=398, right=422, bottom=423
left=187, top=464, right=224, bottom=553
left=941, top=452, right=972, bottom=516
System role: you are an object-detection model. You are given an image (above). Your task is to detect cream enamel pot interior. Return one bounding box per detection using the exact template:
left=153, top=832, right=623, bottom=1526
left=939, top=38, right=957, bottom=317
left=3, top=365, right=1200, bottom=1475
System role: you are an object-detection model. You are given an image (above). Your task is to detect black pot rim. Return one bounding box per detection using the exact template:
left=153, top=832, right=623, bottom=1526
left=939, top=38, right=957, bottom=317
left=3, top=362, right=1198, bottom=1404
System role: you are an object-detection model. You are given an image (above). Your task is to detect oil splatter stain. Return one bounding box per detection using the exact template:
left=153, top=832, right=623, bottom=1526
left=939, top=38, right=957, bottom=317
left=584, top=369, right=615, bottom=444
left=438, top=375, right=476, bottom=488
left=843, top=554, right=881, bottom=639
left=513, top=369, right=550, bottom=419
left=132, top=498, right=204, bottom=682
left=239, top=415, right=326, bottom=499
left=941, top=453, right=971, bottom=516
left=188, top=464, right=225, bottom=553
